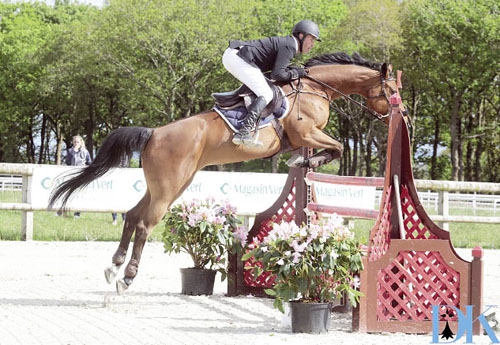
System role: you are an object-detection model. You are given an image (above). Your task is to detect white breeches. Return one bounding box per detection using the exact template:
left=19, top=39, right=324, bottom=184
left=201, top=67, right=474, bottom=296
left=222, top=48, right=274, bottom=105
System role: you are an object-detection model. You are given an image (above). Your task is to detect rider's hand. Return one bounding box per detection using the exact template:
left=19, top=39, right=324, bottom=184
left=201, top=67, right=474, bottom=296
left=290, top=67, right=308, bottom=80
left=296, top=67, right=308, bottom=77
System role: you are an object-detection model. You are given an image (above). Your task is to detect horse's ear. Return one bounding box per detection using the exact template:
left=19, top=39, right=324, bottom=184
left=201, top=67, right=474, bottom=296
left=381, top=63, right=393, bottom=79
left=381, top=63, right=387, bottom=78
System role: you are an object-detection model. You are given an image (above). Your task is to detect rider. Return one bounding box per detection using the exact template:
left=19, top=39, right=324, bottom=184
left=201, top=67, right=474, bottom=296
left=222, top=20, right=321, bottom=146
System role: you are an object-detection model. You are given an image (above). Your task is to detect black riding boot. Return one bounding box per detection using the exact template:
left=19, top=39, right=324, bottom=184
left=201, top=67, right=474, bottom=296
left=232, top=96, right=268, bottom=146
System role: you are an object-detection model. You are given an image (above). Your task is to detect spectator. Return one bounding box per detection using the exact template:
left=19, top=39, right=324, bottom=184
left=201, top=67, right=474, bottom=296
left=64, top=135, right=92, bottom=218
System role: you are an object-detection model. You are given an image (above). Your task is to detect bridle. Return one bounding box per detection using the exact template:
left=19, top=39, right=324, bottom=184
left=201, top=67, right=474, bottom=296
left=292, top=73, right=399, bottom=122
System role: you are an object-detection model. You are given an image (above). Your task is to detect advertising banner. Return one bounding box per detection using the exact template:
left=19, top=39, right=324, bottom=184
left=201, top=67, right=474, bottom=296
left=31, top=166, right=375, bottom=214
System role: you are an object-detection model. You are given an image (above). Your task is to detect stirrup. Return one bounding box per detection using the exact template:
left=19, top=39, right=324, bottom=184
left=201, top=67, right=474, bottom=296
left=232, top=130, right=263, bottom=147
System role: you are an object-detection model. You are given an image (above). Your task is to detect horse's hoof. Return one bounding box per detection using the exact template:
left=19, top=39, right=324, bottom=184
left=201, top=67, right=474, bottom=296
left=104, top=265, right=118, bottom=284
left=116, top=279, right=129, bottom=295
left=287, top=154, right=306, bottom=168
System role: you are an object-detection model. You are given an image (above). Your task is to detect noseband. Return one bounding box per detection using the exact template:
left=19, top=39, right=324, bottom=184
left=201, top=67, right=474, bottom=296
left=367, top=76, right=398, bottom=102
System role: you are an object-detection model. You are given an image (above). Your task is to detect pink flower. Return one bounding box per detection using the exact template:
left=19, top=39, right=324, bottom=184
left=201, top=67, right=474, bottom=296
left=233, top=226, right=249, bottom=246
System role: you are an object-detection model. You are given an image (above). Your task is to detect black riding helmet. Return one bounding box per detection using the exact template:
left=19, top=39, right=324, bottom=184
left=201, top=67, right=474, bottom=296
left=292, top=20, right=321, bottom=52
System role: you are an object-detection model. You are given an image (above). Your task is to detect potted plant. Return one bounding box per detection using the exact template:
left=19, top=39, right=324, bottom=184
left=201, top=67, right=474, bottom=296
left=242, top=214, right=364, bottom=333
left=162, top=197, right=248, bottom=295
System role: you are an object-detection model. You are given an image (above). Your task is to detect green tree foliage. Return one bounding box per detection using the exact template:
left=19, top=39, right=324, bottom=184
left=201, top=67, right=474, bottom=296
left=0, top=3, right=52, bottom=163
left=399, top=0, right=499, bottom=181
left=0, top=0, right=498, bottom=182
left=319, top=0, right=404, bottom=177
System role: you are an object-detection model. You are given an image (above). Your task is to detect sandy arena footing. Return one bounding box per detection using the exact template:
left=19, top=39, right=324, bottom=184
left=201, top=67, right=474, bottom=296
left=0, top=241, right=498, bottom=345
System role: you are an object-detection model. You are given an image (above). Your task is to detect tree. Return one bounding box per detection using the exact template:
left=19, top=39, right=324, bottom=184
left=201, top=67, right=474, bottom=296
left=317, top=0, right=405, bottom=176
left=400, top=0, right=499, bottom=181
left=0, top=3, right=52, bottom=163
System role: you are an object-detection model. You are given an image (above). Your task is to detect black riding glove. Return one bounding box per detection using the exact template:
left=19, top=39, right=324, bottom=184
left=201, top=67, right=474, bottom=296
left=290, top=67, right=308, bottom=80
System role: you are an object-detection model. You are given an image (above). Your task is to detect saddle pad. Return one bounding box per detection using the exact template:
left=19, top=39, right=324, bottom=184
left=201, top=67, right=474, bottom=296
left=214, top=94, right=290, bottom=133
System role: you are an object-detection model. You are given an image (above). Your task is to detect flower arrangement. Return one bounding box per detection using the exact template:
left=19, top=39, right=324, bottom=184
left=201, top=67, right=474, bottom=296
left=242, top=214, right=364, bottom=312
left=162, top=197, right=248, bottom=281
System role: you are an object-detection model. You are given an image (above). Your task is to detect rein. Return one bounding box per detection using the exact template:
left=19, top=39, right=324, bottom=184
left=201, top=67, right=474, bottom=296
left=299, top=74, right=393, bottom=122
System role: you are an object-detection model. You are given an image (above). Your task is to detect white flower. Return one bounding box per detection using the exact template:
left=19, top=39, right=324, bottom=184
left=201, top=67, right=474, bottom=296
left=352, top=275, right=361, bottom=289
left=292, top=252, right=302, bottom=264
left=330, top=250, right=339, bottom=261
left=291, top=240, right=307, bottom=253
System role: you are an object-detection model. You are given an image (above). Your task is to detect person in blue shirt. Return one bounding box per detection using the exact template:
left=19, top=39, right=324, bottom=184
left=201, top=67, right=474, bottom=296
left=222, top=20, right=321, bottom=146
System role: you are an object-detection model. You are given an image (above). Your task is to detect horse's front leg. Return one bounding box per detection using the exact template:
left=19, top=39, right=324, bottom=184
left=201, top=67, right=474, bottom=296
left=287, top=128, right=344, bottom=168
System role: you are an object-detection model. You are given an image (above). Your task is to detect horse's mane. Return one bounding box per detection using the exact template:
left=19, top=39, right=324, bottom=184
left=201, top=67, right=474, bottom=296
left=305, top=52, right=381, bottom=70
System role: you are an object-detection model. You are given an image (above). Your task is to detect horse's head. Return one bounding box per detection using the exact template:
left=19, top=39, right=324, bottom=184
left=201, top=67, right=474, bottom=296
left=366, top=63, right=406, bottom=123
left=303, top=53, right=407, bottom=125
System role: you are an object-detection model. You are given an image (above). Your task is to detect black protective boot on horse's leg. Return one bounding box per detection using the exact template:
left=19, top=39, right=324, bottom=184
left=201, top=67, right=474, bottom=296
left=232, top=96, right=268, bottom=146
left=287, top=149, right=342, bottom=168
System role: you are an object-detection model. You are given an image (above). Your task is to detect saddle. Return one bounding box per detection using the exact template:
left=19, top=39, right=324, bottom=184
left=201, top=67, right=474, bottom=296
left=211, top=81, right=284, bottom=118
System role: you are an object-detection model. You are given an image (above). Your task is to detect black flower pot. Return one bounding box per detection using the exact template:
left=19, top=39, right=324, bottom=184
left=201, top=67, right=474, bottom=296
left=289, top=301, right=332, bottom=334
left=180, top=268, right=217, bottom=296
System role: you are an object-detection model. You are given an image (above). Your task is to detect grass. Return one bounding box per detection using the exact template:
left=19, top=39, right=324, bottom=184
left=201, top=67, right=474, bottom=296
left=1, top=190, right=499, bottom=249
left=350, top=219, right=500, bottom=249
left=0, top=191, right=164, bottom=242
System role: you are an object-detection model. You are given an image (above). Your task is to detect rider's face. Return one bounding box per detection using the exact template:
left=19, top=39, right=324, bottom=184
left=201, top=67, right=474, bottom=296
left=301, top=35, right=317, bottom=54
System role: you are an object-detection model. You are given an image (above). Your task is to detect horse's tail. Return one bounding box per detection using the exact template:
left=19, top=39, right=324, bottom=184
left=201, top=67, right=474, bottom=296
left=48, top=126, right=154, bottom=211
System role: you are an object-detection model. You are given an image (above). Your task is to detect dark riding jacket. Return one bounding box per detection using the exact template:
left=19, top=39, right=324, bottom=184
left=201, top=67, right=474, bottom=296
left=229, top=35, right=304, bottom=82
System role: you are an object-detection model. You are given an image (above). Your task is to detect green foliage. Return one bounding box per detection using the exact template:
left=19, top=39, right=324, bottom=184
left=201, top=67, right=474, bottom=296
left=242, top=214, right=364, bottom=313
left=162, top=197, right=248, bottom=280
left=0, top=209, right=137, bottom=241
left=0, top=0, right=498, bottom=182
left=397, top=0, right=499, bottom=181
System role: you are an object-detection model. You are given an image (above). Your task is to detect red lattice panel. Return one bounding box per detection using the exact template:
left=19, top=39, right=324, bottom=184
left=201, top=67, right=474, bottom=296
left=368, top=185, right=393, bottom=262
left=400, top=185, right=439, bottom=239
left=243, top=181, right=297, bottom=288
left=376, top=250, right=460, bottom=322
left=243, top=257, right=276, bottom=288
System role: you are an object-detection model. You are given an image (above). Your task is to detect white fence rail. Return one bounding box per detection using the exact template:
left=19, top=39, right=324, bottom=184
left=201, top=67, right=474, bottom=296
left=0, top=174, right=23, bottom=191
left=1, top=163, right=500, bottom=240
left=375, top=190, right=500, bottom=214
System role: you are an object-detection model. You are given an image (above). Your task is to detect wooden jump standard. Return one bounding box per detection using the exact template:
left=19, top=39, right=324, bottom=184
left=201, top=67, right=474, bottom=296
left=227, top=93, right=484, bottom=335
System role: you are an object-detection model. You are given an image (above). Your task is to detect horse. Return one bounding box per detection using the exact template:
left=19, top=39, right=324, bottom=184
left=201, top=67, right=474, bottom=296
left=48, top=52, right=406, bottom=294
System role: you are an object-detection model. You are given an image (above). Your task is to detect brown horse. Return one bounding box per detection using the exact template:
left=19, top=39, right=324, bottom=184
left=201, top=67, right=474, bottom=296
left=49, top=52, right=405, bottom=294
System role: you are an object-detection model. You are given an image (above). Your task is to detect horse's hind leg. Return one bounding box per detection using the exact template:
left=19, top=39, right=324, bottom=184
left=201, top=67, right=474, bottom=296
left=104, top=193, right=150, bottom=285
left=115, top=199, right=168, bottom=295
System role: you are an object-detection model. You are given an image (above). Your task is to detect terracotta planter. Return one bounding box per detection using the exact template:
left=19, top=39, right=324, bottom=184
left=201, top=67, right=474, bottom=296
left=289, top=301, right=332, bottom=334
left=180, top=268, right=216, bottom=296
